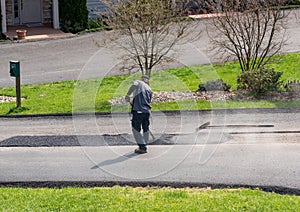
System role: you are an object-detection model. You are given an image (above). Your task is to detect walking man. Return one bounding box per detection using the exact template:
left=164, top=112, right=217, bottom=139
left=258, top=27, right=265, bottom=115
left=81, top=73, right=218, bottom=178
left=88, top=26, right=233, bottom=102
left=125, top=75, right=152, bottom=154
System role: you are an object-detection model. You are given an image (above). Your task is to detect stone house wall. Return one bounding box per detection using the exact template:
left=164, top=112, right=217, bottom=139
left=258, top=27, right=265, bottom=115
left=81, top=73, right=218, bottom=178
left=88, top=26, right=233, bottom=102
left=5, top=0, right=13, bottom=26
left=43, top=0, right=52, bottom=24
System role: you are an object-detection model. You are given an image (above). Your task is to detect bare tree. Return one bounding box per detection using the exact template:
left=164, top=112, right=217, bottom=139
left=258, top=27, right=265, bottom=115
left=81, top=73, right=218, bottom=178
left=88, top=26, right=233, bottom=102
left=202, top=0, right=289, bottom=73
left=102, top=0, right=198, bottom=77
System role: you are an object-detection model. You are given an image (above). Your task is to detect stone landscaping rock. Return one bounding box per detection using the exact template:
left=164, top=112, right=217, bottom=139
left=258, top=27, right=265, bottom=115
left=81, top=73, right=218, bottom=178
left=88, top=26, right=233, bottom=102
left=109, top=90, right=300, bottom=105
left=0, top=96, right=17, bottom=103
left=0, top=96, right=26, bottom=103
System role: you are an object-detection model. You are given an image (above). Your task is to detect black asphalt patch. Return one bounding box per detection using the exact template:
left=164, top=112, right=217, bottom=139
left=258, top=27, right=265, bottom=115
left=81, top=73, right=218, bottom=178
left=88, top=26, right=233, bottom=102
left=0, top=181, right=299, bottom=196
left=0, top=133, right=231, bottom=147
left=0, top=134, right=175, bottom=147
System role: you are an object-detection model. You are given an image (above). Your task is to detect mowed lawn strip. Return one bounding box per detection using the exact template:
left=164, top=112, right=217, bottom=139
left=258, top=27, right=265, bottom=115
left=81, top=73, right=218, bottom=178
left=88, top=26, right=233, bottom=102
left=0, top=52, right=299, bottom=115
left=0, top=187, right=299, bottom=211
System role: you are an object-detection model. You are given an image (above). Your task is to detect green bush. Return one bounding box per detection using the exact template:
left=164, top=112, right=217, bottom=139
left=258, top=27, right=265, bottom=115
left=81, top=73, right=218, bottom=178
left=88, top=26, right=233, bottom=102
left=0, top=3, right=2, bottom=35
left=87, top=18, right=110, bottom=31
left=0, top=4, right=5, bottom=40
left=237, top=69, right=283, bottom=95
left=59, top=0, right=88, bottom=33
left=198, top=79, right=231, bottom=92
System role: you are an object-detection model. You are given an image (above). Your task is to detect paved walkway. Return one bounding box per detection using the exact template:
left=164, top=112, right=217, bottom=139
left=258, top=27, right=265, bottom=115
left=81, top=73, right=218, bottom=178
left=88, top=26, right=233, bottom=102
left=4, top=25, right=74, bottom=41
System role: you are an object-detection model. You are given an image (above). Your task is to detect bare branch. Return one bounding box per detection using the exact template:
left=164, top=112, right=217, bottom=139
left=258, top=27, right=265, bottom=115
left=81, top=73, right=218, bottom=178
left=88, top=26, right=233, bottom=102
left=101, top=0, right=200, bottom=77
left=202, top=0, right=289, bottom=73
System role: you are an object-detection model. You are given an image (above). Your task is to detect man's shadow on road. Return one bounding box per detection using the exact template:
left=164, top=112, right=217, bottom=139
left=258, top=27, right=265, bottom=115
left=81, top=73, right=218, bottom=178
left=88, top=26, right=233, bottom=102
left=91, top=152, right=138, bottom=169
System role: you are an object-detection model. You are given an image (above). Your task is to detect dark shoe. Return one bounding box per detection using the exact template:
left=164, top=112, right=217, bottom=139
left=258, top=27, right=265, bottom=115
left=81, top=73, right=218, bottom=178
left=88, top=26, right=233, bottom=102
left=134, top=148, right=147, bottom=154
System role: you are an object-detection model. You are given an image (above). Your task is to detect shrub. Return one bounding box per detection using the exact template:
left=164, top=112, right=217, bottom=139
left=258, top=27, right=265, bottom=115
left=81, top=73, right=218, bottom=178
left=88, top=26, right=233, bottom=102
left=0, top=4, right=5, bottom=40
left=87, top=18, right=110, bottom=31
left=198, top=79, right=231, bottom=92
left=59, top=0, right=88, bottom=33
left=237, top=69, right=283, bottom=95
left=0, top=3, right=2, bottom=35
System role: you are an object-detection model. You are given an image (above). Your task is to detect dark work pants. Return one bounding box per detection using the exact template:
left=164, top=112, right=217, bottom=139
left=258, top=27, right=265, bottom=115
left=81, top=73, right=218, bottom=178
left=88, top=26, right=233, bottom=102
left=131, top=111, right=150, bottom=150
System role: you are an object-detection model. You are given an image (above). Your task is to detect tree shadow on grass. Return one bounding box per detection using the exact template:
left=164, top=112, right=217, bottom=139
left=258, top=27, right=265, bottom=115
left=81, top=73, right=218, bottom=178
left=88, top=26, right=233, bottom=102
left=7, top=106, right=29, bottom=114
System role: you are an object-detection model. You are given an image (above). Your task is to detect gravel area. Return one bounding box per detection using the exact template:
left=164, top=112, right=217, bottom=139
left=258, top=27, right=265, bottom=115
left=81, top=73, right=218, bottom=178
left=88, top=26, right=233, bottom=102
left=109, top=90, right=300, bottom=105
left=110, top=91, right=233, bottom=105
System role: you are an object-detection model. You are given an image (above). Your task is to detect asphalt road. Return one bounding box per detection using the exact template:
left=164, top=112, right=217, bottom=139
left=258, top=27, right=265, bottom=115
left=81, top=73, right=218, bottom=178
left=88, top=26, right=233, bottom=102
left=0, top=109, right=299, bottom=193
left=0, top=10, right=300, bottom=87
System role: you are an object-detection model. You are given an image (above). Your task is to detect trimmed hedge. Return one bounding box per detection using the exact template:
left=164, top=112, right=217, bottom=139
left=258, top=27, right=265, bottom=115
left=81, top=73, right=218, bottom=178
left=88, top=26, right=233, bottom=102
left=59, top=0, right=88, bottom=33
left=0, top=3, right=5, bottom=40
left=0, top=3, right=2, bottom=34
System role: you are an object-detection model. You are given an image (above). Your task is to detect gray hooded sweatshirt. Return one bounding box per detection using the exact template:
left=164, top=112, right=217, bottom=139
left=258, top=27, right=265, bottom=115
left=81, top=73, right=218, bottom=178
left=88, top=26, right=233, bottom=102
left=130, top=80, right=152, bottom=113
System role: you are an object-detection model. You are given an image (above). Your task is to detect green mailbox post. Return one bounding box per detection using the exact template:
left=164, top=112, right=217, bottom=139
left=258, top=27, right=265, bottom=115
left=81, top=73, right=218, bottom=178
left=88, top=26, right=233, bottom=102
left=10, top=61, right=20, bottom=77
left=9, top=60, right=21, bottom=108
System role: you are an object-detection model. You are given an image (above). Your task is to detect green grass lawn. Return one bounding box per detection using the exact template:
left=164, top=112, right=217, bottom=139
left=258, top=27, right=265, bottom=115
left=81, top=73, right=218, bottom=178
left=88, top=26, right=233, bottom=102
left=0, top=186, right=299, bottom=211
left=0, top=52, right=300, bottom=115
